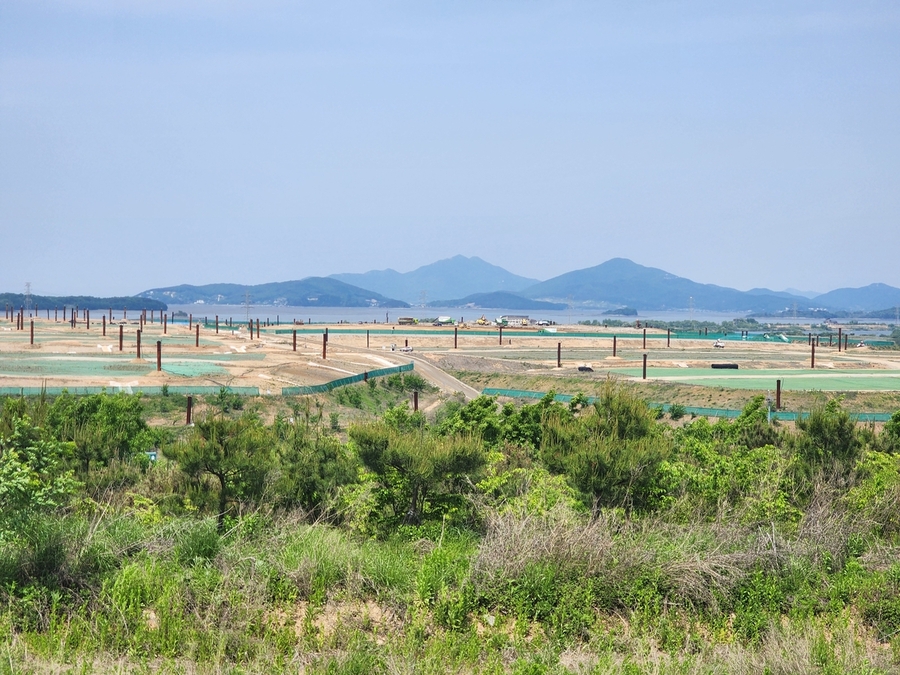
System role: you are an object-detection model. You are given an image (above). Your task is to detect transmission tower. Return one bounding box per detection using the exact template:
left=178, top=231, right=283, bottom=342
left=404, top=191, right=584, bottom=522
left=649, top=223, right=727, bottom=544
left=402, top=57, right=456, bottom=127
left=24, top=282, right=32, bottom=313
left=244, top=292, right=253, bottom=322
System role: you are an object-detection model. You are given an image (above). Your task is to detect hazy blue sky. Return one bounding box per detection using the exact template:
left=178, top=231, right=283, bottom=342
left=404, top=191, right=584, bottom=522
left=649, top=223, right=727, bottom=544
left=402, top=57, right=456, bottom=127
left=2, top=1, right=899, bottom=296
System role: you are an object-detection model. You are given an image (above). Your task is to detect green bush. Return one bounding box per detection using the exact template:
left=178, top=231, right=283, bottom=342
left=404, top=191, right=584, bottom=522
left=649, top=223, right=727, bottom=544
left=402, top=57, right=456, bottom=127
left=173, top=519, right=220, bottom=565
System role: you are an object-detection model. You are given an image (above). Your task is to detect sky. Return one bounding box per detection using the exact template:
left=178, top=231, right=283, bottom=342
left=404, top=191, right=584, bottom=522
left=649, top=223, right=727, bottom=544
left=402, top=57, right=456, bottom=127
left=2, top=0, right=899, bottom=297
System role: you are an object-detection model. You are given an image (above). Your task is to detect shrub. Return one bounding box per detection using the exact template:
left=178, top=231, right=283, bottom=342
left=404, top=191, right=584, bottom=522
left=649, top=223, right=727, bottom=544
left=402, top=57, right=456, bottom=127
left=173, top=519, right=221, bottom=565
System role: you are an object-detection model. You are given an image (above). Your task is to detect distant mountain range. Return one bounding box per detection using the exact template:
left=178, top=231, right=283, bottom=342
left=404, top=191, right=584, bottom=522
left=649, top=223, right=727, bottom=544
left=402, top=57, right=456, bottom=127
left=330, top=255, right=538, bottom=304
left=518, top=258, right=810, bottom=313
left=810, top=284, right=900, bottom=313
left=138, top=278, right=409, bottom=308
left=116, top=255, right=900, bottom=316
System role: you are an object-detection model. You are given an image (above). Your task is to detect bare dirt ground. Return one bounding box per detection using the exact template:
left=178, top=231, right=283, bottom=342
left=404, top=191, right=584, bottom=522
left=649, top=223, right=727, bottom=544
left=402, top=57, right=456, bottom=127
left=2, top=318, right=898, bottom=411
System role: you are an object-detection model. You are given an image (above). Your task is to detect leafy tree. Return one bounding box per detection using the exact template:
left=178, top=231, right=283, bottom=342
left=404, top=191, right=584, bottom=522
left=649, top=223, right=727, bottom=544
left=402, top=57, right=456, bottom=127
left=47, top=392, right=151, bottom=473
left=0, top=415, right=80, bottom=532
left=437, top=395, right=502, bottom=446
left=349, top=423, right=487, bottom=525
left=540, top=383, right=667, bottom=512
left=794, top=398, right=862, bottom=471
left=272, top=416, right=357, bottom=515
left=881, top=410, right=900, bottom=454
left=166, top=414, right=273, bottom=531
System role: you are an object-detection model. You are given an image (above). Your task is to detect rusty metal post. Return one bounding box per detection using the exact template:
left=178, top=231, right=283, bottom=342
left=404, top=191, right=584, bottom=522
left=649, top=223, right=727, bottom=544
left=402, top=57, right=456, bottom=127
left=119, top=324, right=123, bottom=351
left=845, top=334, right=848, bottom=351
left=556, top=342, right=561, bottom=368
left=364, top=371, right=368, bottom=382
left=55, top=307, right=58, bottom=322
left=405, top=338, right=408, bottom=347
left=108, top=308, right=112, bottom=321
left=156, top=341, right=162, bottom=372
left=643, top=328, right=646, bottom=349
left=186, top=396, right=193, bottom=425
left=499, top=326, right=503, bottom=345
left=453, top=326, right=457, bottom=349
left=248, top=320, right=253, bottom=339
left=413, top=390, right=418, bottom=412
left=136, top=329, right=142, bottom=359
left=123, top=307, right=127, bottom=320
left=256, top=318, right=260, bottom=339
left=325, top=327, right=328, bottom=342
left=811, top=342, right=815, bottom=369
left=667, top=328, right=671, bottom=347
left=367, top=329, right=370, bottom=348
left=86, top=309, right=90, bottom=331
left=705, top=327, right=708, bottom=336
left=293, top=330, right=297, bottom=351
left=776, top=379, right=782, bottom=409
left=613, top=335, right=617, bottom=357
left=102, top=315, right=106, bottom=336
left=163, top=314, right=167, bottom=334
left=216, top=315, right=219, bottom=334
left=642, top=353, right=648, bottom=380
left=322, top=333, right=327, bottom=359
left=30, top=320, right=33, bottom=345
left=838, top=327, right=842, bottom=351
left=195, top=323, right=199, bottom=347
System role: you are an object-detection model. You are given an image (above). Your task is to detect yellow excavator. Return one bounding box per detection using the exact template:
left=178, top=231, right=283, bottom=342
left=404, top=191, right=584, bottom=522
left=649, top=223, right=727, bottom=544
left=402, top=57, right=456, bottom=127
left=475, top=315, right=490, bottom=325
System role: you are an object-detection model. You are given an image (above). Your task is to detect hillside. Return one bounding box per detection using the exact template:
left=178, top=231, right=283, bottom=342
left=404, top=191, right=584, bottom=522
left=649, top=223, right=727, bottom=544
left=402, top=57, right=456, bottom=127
left=331, top=255, right=539, bottom=303
left=139, top=277, right=409, bottom=308
left=813, top=283, right=900, bottom=312
left=427, top=291, right=566, bottom=311
left=522, top=258, right=811, bottom=312
left=4, top=387, right=900, bottom=673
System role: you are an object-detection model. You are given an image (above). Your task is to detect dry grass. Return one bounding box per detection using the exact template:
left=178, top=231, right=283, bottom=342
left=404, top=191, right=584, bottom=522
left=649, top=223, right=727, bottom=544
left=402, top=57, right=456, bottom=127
left=471, top=506, right=786, bottom=613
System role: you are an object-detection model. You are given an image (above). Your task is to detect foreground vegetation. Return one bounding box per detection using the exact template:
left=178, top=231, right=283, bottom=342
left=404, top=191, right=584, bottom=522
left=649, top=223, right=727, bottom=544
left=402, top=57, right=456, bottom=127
left=3, top=380, right=900, bottom=673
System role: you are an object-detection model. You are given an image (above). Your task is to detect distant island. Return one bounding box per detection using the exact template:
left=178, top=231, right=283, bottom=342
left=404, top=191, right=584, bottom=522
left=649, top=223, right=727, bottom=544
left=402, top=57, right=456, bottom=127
left=139, top=277, right=409, bottom=308
left=0, top=293, right=167, bottom=312
left=427, top=291, right=566, bottom=311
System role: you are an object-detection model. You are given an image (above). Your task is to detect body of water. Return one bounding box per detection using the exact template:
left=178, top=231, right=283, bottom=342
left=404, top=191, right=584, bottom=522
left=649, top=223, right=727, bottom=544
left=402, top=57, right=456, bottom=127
left=165, top=304, right=897, bottom=330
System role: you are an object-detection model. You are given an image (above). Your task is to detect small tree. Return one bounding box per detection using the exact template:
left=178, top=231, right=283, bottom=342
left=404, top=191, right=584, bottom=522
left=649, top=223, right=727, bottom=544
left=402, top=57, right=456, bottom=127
left=349, top=423, right=486, bottom=525
left=540, top=382, right=667, bottom=512
left=0, top=415, right=80, bottom=533
left=166, top=414, right=273, bottom=531
left=47, top=392, right=151, bottom=473
left=273, top=417, right=357, bottom=515
left=794, top=398, right=862, bottom=471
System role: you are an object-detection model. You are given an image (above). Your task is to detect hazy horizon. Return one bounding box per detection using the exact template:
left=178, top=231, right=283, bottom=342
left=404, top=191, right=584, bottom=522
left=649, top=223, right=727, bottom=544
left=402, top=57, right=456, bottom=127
left=2, top=2, right=898, bottom=296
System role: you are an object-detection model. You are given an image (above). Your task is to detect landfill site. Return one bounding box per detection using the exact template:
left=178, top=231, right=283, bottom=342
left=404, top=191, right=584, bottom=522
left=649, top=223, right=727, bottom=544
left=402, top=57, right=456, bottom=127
left=2, top=310, right=900, bottom=399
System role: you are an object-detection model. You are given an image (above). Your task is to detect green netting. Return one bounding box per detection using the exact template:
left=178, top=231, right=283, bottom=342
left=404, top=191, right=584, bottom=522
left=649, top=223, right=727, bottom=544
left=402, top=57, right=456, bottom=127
left=607, top=367, right=900, bottom=391
left=161, top=360, right=229, bottom=377
left=0, top=385, right=260, bottom=397
left=264, top=326, right=895, bottom=347
left=480, top=388, right=893, bottom=422
left=282, top=362, right=414, bottom=395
